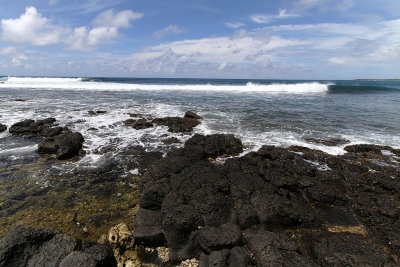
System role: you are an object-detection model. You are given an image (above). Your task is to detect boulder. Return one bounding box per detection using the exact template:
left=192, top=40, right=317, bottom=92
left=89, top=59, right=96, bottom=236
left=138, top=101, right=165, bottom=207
left=197, top=224, right=242, bottom=253
left=185, top=134, right=243, bottom=158
left=9, top=118, right=56, bottom=138
left=132, top=119, right=153, bottom=130
left=184, top=111, right=202, bottom=120
left=0, top=123, right=7, bottom=133
left=0, top=224, right=116, bottom=267
left=38, top=130, right=84, bottom=160
left=152, top=112, right=202, bottom=133
left=133, top=208, right=165, bottom=246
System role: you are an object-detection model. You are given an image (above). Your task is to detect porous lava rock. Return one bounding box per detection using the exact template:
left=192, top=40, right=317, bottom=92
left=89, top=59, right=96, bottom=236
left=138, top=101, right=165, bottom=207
left=0, top=123, right=7, bottom=133
left=134, top=134, right=400, bottom=266
left=0, top=224, right=116, bottom=267
left=9, top=118, right=57, bottom=138
left=38, top=130, right=84, bottom=160
left=152, top=111, right=202, bottom=133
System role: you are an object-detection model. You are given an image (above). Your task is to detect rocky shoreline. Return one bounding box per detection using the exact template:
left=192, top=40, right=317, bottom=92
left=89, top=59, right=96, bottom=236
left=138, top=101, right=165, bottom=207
left=0, top=112, right=400, bottom=266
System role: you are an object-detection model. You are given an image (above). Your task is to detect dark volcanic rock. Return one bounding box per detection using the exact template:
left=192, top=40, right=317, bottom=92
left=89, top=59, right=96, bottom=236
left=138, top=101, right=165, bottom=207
left=162, top=137, right=180, bottom=144
left=243, top=226, right=313, bottom=267
left=134, top=134, right=400, bottom=265
left=184, top=111, right=203, bottom=120
left=344, top=144, right=388, bottom=154
left=0, top=224, right=116, bottom=267
left=38, top=130, right=84, bottom=160
left=88, top=110, right=107, bottom=115
left=0, top=123, right=7, bottom=133
left=9, top=118, right=56, bottom=138
left=133, top=208, right=165, bottom=246
left=124, top=119, right=136, bottom=127
left=152, top=112, right=202, bottom=133
left=305, top=137, right=350, bottom=146
left=185, top=134, right=243, bottom=157
left=133, top=119, right=153, bottom=130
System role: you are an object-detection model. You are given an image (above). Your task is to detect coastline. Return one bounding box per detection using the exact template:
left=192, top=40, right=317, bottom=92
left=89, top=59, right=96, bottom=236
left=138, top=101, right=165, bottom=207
left=1, top=113, right=399, bottom=266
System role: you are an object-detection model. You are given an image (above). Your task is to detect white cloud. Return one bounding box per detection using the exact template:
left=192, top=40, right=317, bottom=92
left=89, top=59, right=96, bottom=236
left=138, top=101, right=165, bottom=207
left=92, top=9, right=143, bottom=28
left=250, top=9, right=299, bottom=24
left=49, top=0, right=58, bottom=6
left=1, top=6, right=143, bottom=51
left=64, top=26, right=119, bottom=51
left=153, top=25, right=185, bottom=39
left=0, top=46, right=32, bottom=68
left=1, top=6, right=64, bottom=46
left=225, top=22, right=245, bottom=29
left=117, top=18, right=400, bottom=77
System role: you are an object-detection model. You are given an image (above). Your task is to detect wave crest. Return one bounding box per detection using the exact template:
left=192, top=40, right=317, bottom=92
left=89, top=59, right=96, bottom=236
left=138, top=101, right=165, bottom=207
left=0, top=77, right=330, bottom=94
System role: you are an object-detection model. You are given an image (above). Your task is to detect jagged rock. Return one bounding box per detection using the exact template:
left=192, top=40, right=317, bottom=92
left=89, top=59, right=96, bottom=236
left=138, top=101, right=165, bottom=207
left=243, top=227, right=312, bottom=267
left=197, top=224, right=242, bottom=253
left=162, top=137, right=180, bottom=144
left=228, top=246, right=251, bottom=267
left=124, top=119, right=136, bottom=126
left=38, top=130, right=84, bottom=160
left=185, top=134, right=243, bottom=157
left=9, top=118, right=56, bottom=138
left=88, top=110, right=107, bottom=115
left=133, top=209, right=165, bottom=246
left=303, top=231, right=397, bottom=266
left=0, top=123, right=7, bottom=133
left=184, top=111, right=202, bottom=120
left=152, top=112, right=202, bottom=133
left=0, top=224, right=116, bottom=267
left=132, top=119, right=153, bottom=130
left=305, top=137, right=350, bottom=146
left=344, top=144, right=389, bottom=154
left=135, top=134, right=400, bottom=265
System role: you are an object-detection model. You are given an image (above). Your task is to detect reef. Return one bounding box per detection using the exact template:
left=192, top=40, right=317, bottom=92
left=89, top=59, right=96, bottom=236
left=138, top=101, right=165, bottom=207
left=1, top=112, right=400, bottom=266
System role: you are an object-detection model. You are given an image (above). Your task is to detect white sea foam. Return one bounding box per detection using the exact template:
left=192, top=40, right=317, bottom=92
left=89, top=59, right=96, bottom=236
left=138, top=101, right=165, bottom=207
left=0, top=77, right=330, bottom=94
left=0, top=145, right=38, bottom=155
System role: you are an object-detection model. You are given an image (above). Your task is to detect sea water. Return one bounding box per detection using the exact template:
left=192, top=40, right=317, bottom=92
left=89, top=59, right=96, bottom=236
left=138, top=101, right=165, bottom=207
left=0, top=77, right=399, bottom=170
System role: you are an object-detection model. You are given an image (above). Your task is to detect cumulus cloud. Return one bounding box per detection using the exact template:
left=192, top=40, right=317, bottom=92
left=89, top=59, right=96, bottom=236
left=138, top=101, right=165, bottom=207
left=92, top=9, right=143, bottom=28
left=118, top=18, right=400, bottom=78
left=1, top=7, right=143, bottom=51
left=64, top=26, right=119, bottom=51
left=153, top=25, right=185, bottom=39
left=250, top=9, right=299, bottom=24
left=1, top=7, right=64, bottom=46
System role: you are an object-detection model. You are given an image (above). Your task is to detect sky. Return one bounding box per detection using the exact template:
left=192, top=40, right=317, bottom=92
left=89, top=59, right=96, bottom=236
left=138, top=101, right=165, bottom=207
left=0, top=0, right=399, bottom=79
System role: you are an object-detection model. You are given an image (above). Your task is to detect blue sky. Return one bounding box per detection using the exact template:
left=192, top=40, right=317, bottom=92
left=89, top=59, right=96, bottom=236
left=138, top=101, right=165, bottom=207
left=0, top=0, right=399, bottom=79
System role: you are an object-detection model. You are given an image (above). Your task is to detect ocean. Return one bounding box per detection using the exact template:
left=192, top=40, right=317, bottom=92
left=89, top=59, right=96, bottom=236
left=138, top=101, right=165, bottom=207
left=0, top=76, right=399, bottom=240
left=1, top=77, right=399, bottom=159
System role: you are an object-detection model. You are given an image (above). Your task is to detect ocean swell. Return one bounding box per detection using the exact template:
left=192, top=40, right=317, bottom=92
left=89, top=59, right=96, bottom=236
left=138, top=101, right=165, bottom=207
left=0, top=77, right=330, bottom=94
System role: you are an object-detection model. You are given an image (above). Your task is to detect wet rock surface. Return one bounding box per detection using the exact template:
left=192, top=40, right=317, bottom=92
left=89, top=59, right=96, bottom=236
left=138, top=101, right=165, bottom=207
left=0, top=123, right=6, bottom=132
left=9, top=118, right=57, bottom=138
left=0, top=224, right=116, bottom=267
left=135, top=135, right=400, bottom=266
left=152, top=111, right=202, bottom=133
left=305, top=137, right=350, bottom=146
left=38, top=130, right=85, bottom=160
left=7, top=118, right=85, bottom=160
